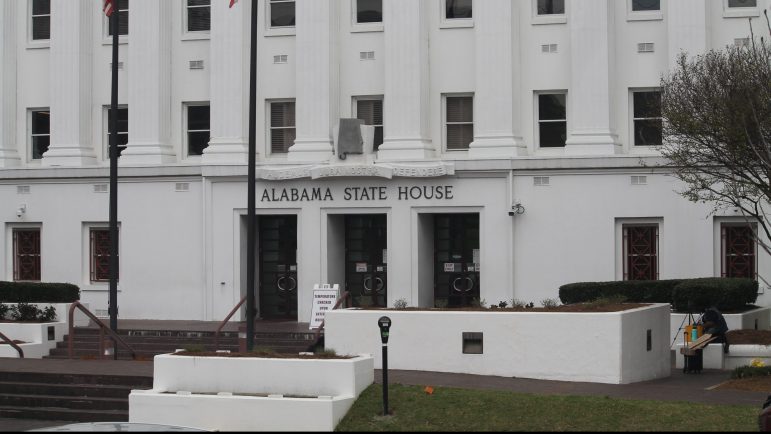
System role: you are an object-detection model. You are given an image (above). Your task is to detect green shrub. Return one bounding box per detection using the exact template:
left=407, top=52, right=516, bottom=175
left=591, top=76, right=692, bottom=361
left=671, top=278, right=758, bottom=312
left=731, top=365, right=771, bottom=379
left=183, top=344, right=206, bottom=353
left=40, top=306, right=57, bottom=322
left=540, top=298, right=560, bottom=308
left=0, top=281, right=80, bottom=303
left=12, top=302, right=42, bottom=321
left=558, top=279, right=682, bottom=305
left=0, top=303, right=8, bottom=320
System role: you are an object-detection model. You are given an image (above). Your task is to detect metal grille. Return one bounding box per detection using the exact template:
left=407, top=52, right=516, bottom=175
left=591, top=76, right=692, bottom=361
left=722, top=224, right=756, bottom=278
left=90, top=229, right=115, bottom=282
left=13, top=229, right=41, bottom=281
left=623, top=225, right=658, bottom=280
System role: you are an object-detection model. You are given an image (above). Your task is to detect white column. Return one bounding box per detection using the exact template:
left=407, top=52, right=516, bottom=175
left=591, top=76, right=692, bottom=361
left=288, top=0, right=337, bottom=162
left=667, top=0, right=708, bottom=67
left=0, top=1, right=19, bottom=167
left=377, top=0, right=434, bottom=160
left=42, top=0, right=97, bottom=167
left=564, top=0, right=620, bottom=155
left=469, top=0, right=526, bottom=158
left=120, top=0, right=175, bottom=165
left=202, top=0, right=250, bottom=164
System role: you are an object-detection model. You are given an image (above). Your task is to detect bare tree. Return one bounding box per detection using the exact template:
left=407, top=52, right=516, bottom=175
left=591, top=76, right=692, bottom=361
left=660, top=13, right=771, bottom=255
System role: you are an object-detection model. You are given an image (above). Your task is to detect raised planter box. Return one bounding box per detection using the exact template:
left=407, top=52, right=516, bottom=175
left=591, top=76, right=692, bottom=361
left=669, top=307, right=770, bottom=346
left=675, top=343, right=771, bottom=370
left=0, top=321, right=67, bottom=358
left=1, top=302, right=90, bottom=327
left=129, top=353, right=374, bottom=431
left=325, top=304, right=671, bottom=384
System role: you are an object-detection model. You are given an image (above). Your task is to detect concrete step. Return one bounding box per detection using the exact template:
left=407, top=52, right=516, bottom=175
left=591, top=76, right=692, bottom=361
left=0, top=393, right=128, bottom=411
left=0, top=381, right=137, bottom=399
left=0, top=405, right=127, bottom=422
left=0, top=372, right=152, bottom=388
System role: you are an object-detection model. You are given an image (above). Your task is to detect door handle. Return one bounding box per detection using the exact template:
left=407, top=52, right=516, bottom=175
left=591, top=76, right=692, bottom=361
left=277, top=276, right=297, bottom=292
left=363, top=276, right=373, bottom=293
left=374, top=276, right=385, bottom=293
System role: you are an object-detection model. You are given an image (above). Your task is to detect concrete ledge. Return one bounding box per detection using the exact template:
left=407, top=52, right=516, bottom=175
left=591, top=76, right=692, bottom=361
left=0, top=321, right=67, bottom=358
left=675, top=343, right=771, bottom=370
left=670, top=307, right=770, bottom=345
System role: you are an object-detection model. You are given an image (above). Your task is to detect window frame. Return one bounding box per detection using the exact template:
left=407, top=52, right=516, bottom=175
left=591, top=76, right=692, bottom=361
left=440, top=0, right=474, bottom=29
left=265, top=0, right=296, bottom=37
left=535, top=91, right=568, bottom=149
left=104, top=105, right=129, bottom=161
left=627, top=0, right=663, bottom=21
left=723, top=0, right=760, bottom=18
left=352, top=0, right=384, bottom=32
left=183, top=0, right=211, bottom=39
left=532, top=0, right=567, bottom=25
left=184, top=102, right=211, bottom=158
left=88, top=227, right=119, bottom=283
left=630, top=89, right=663, bottom=148
left=28, top=0, right=51, bottom=47
left=12, top=227, right=41, bottom=282
left=267, top=99, right=296, bottom=156
left=720, top=222, right=758, bottom=279
left=621, top=223, right=660, bottom=281
left=353, top=96, right=384, bottom=151
left=443, top=93, right=474, bottom=152
left=28, top=108, right=50, bottom=162
left=102, top=0, right=129, bottom=44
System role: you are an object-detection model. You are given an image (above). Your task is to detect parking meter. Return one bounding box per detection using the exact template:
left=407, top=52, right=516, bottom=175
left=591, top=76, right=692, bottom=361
left=378, top=316, right=391, bottom=415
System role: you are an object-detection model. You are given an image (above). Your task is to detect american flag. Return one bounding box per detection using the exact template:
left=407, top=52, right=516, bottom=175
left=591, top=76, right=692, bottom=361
left=103, top=0, right=114, bottom=17
left=230, top=0, right=238, bottom=7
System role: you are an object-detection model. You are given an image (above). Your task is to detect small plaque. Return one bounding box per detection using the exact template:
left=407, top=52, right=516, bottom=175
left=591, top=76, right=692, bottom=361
left=475, top=263, right=480, bottom=272
left=356, top=262, right=368, bottom=272
left=444, top=263, right=456, bottom=272
left=473, top=249, right=480, bottom=264
left=289, top=265, right=297, bottom=272
left=376, top=266, right=384, bottom=272
left=466, top=263, right=475, bottom=272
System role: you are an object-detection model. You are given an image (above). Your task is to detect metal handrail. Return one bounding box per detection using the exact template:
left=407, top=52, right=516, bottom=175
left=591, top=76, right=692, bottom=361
left=313, top=291, right=350, bottom=342
left=0, top=331, right=24, bottom=358
left=214, top=295, right=247, bottom=350
left=68, top=301, right=136, bottom=360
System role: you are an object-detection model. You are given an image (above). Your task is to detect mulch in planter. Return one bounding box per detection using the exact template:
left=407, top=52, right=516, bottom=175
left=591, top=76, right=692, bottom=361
left=726, top=329, right=771, bottom=346
left=172, top=351, right=353, bottom=359
left=360, top=303, right=651, bottom=313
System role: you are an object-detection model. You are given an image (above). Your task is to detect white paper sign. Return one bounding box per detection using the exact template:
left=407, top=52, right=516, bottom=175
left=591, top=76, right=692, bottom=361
left=444, top=263, right=456, bottom=272
left=355, top=262, right=368, bottom=272
left=309, top=284, right=340, bottom=330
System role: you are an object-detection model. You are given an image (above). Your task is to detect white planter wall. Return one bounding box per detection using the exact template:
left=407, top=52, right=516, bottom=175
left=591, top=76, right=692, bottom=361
left=325, top=304, right=671, bottom=384
left=0, top=321, right=66, bottom=358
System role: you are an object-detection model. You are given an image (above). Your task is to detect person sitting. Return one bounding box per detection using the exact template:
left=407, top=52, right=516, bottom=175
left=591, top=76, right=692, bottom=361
left=698, top=306, right=729, bottom=354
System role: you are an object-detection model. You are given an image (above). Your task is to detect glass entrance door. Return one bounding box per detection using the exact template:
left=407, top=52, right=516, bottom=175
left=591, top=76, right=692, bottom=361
left=434, top=213, right=480, bottom=307
left=259, top=215, right=297, bottom=320
left=345, top=214, right=387, bottom=307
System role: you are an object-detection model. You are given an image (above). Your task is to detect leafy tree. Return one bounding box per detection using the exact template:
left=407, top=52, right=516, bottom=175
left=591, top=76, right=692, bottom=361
left=660, top=13, right=771, bottom=254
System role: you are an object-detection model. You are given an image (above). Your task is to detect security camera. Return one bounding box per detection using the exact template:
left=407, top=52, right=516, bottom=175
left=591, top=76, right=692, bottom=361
left=509, top=201, right=525, bottom=216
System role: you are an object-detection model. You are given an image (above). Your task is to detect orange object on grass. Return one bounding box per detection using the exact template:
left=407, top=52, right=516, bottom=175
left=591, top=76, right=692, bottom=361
left=424, top=386, right=434, bottom=395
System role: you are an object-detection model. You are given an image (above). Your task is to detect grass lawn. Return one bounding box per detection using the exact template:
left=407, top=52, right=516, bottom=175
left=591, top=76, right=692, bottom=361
left=336, top=384, right=759, bottom=432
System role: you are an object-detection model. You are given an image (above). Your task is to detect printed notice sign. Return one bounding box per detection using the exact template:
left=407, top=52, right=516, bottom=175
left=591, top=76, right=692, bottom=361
left=309, top=284, right=340, bottom=330
left=444, top=263, right=456, bottom=272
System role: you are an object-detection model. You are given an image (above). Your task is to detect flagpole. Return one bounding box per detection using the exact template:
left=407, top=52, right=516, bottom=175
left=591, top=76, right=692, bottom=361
left=108, top=2, right=120, bottom=360
left=246, top=0, right=258, bottom=351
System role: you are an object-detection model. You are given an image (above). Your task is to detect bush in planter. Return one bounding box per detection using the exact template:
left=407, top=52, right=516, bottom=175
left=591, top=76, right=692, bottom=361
left=671, top=277, right=758, bottom=312
left=0, top=303, right=8, bottom=320
left=0, top=281, right=80, bottom=303
left=12, top=302, right=42, bottom=321
left=558, top=279, right=682, bottom=305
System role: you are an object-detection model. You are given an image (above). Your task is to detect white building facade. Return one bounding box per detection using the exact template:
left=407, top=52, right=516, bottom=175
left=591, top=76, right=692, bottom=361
left=0, top=0, right=768, bottom=322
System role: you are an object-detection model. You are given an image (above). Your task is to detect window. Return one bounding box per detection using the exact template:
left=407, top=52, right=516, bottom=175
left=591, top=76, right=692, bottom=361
left=537, top=0, right=564, bottom=15
left=632, top=91, right=662, bottom=147
left=13, top=229, right=41, bottom=282
left=270, top=101, right=296, bottom=154
left=537, top=93, right=567, bottom=148
left=31, top=0, right=50, bottom=41
left=90, top=228, right=118, bottom=282
left=721, top=224, right=756, bottom=279
left=355, top=98, right=383, bottom=150
left=107, top=107, right=128, bottom=157
left=446, top=0, right=472, bottom=19
left=356, top=0, right=382, bottom=23
left=107, top=0, right=129, bottom=36
left=728, top=0, right=756, bottom=7
left=186, top=104, right=210, bottom=156
left=187, top=0, right=210, bottom=32
left=30, top=109, right=50, bottom=160
left=631, top=0, right=660, bottom=11
left=623, top=225, right=659, bottom=281
left=269, top=0, right=295, bottom=28
left=445, top=96, right=473, bottom=150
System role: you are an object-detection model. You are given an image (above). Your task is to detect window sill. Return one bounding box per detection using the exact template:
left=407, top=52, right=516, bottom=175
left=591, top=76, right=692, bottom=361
left=534, top=146, right=567, bottom=156
left=26, top=41, right=50, bottom=50
left=723, top=8, right=760, bottom=18
left=627, top=11, right=663, bottom=21
left=531, top=15, right=567, bottom=25
left=265, top=27, right=296, bottom=37
left=351, top=23, right=384, bottom=33
left=629, top=145, right=662, bottom=155
left=181, top=32, right=211, bottom=41
left=439, top=19, right=474, bottom=29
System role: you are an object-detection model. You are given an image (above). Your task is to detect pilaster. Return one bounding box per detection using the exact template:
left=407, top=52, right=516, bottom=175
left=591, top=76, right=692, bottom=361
left=120, top=0, right=176, bottom=165
left=378, top=0, right=434, bottom=160
left=203, top=0, right=250, bottom=164
left=42, top=0, right=97, bottom=167
left=469, top=0, right=526, bottom=158
left=0, top=1, right=20, bottom=167
left=288, top=0, right=337, bottom=162
left=564, top=0, right=620, bottom=155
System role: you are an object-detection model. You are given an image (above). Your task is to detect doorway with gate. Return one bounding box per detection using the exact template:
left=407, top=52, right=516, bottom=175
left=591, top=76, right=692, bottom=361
left=433, top=213, right=480, bottom=308
left=257, top=215, right=298, bottom=320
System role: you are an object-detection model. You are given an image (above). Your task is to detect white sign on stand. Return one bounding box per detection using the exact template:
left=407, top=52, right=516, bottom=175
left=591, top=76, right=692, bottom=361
left=309, top=284, right=340, bottom=330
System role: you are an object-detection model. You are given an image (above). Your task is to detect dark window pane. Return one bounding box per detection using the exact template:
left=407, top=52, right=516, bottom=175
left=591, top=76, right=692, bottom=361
left=722, top=225, right=756, bottom=278
left=634, top=119, right=662, bottom=146
left=31, top=111, right=50, bottom=134
left=109, top=8, right=129, bottom=36
left=632, top=0, right=660, bottom=11
left=538, top=0, right=564, bottom=14
left=108, top=108, right=128, bottom=133
left=32, top=0, right=50, bottom=16
left=32, top=136, right=49, bottom=159
left=90, top=229, right=116, bottom=282
left=32, top=16, right=50, bottom=40
left=271, top=128, right=296, bottom=154
left=633, top=91, right=661, bottom=118
left=625, top=226, right=658, bottom=281
left=13, top=229, right=41, bottom=281
left=539, top=122, right=566, bottom=147
left=447, top=97, right=473, bottom=123
left=188, top=0, right=209, bottom=6
left=188, top=6, right=211, bottom=31
left=188, top=105, right=210, bottom=131
left=728, top=0, right=756, bottom=7
left=357, top=0, right=382, bottom=23
left=374, top=126, right=383, bottom=150
left=446, top=0, right=472, bottom=19
left=188, top=131, right=210, bottom=156
left=539, top=94, right=566, bottom=121
left=271, top=102, right=295, bottom=127
left=271, top=2, right=295, bottom=27
left=447, top=124, right=473, bottom=150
